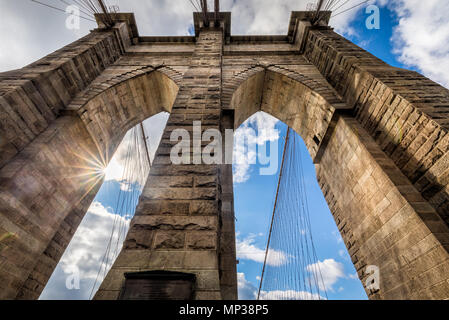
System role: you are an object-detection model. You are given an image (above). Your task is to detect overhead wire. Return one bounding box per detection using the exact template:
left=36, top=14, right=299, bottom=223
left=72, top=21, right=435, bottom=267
left=308, top=0, right=372, bottom=24
left=332, top=0, right=371, bottom=18
left=195, top=0, right=202, bottom=11
left=201, top=0, right=209, bottom=27
left=58, top=0, right=96, bottom=19
left=188, top=0, right=200, bottom=12
left=88, top=130, right=133, bottom=299
left=71, top=0, right=96, bottom=14
left=331, top=0, right=352, bottom=13
left=29, top=0, right=96, bottom=22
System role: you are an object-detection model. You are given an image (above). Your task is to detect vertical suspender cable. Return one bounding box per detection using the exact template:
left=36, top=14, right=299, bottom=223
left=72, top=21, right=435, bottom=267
left=201, top=0, right=209, bottom=27
left=140, top=123, right=152, bottom=167
left=314, top=0, right=325, bottom=22
left=96, top=0, right=113, bottom=27
left=257, top=127, right=328, bottom=300
left=214, top=0, right=219, bottom=26
left=257, top=127, right=291, bottom=300
left=90, top=121, right=152, bottom=299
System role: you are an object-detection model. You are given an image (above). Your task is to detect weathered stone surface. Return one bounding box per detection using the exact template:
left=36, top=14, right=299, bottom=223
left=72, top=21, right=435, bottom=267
left=189, top=200, right=219, bottom=216
left=148, top=251, right=185, bottom=269
left=153, top=231, right=185, bottom=250
left=123, top=228, right=155, bottom=250
left=132, top=216, right=218, bottom=231
left=195, top=270, right=221, bottom=290
left=143, top=187, right=217, bottom=201
left=186, top=232, right=217, bottom=250
left=184, top=251, right=219, bottom=270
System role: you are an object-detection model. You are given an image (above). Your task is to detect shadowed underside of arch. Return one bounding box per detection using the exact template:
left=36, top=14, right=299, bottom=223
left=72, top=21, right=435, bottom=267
left=0, top=69, right=178, bottom=300
left=73, top=68, right=179, bottom=162
left=228, top=68, right=338, bottom=160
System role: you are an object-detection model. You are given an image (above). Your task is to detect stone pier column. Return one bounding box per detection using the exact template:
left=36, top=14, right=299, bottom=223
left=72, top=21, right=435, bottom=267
left=95, top=27, right=237, bottom=300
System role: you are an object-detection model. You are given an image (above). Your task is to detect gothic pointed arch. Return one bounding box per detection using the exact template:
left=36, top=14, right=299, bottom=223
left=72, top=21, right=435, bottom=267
left=227, top=68, right=449, bottom=299
left=1, top=67, right=179, bottom=299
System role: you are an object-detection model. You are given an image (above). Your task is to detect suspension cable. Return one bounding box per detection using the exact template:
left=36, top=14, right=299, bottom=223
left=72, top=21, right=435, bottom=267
left=29, top=0, right=96, bottom=22
left=257, top=127, right=328, bottom=300
left=332, top=0, right=371, bottom=18
left=257, top=127, right=291, bottom=300
left=89, top=122, right=152, bottom=299
left=140, top=123, right=152, bottom=167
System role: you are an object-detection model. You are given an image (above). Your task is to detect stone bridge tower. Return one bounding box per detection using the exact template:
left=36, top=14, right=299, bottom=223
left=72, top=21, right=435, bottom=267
left=1, top=10, right=449, bottom=300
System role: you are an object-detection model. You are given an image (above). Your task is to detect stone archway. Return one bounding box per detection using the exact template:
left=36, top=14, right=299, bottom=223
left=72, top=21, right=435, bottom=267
left=71, top=67, right=179, bottom=162
left=229, top=67, right=338, bottom=160
left=0, top=69, right=178, bottom=300
left=228, top=69, right=449, bottom=299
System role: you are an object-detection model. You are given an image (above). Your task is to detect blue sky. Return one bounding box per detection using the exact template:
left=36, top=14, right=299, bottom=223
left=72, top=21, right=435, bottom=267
left=1, top=0, right=449, bottom=300
left=346, top=5, right=401, bottom=68
left=233, top=121, right=366, bottom=300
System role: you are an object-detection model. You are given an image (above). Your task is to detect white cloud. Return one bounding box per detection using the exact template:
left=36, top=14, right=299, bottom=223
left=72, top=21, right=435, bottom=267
left=0, top=0, right=94, bottom=72
left=114, top=0, right=194, bottom=36
left=221, top=0, right=307, bottom=35
left=233, top=125, right=256, bottom=183
left=349, top=272, right=359, bottom=280
left=103, top=112, right=169, bottom=187
left=58, top=202, right=130, bottom=278
left=306, top=258, right=345, bottom=292
left=386, top=0, right=449, bottom=88
left=328, top=0, right=449, bottom=88
left=143, top=112, right=171, bottom=157
left=332, top=230, right=344, bottom=244
left=237, top=272, right=325, bottom=300
left=222, top=0, right=375, bottom=37
left=237, top=272, right=258, bottom=300
left=236, top=234, right=289, bottom=266
left=233, top=112, right=280, bottom=183
left=41, top=201, right=130, bottom=299
left=3, top=0, right=448, bottom=91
